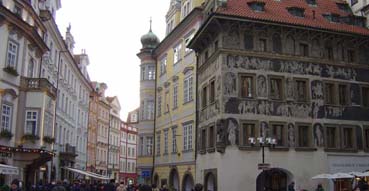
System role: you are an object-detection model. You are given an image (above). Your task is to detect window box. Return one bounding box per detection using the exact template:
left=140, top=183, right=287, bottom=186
left=0, top=129, right=13, bottom=140
left=206, top=147, right=216, bottom=153
left=43, top=136, right=55, bottom=144
left=3, top=66, right=19, bottom=76
left=22, top=134, right=40, bottom=143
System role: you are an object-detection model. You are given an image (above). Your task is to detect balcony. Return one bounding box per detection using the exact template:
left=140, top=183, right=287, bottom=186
left=20, top=77, right=57, bottom=99
left=60, top=144, right=77, bottom=162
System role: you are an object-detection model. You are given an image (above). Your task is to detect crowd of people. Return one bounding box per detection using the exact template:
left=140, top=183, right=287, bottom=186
left=0, top=179, right=205, bottom=191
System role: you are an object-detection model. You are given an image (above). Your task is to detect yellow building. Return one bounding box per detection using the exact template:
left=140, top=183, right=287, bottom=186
left=152, top=0, right=204, bottom=190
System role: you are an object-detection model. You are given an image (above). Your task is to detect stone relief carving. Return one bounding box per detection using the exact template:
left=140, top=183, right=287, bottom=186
left=324, top=106, right=344, bottom=118
left=313, top=123, right=324, bottom=147
left=257, top=75, right=267, bottom=98
left=223, top=72, right=237, bottom=96
left=227, top=119, right=237, bottom=146
left=224, top=55, right=358, bottom=81
left=216, top=118, right=239, bottom=149
left=216, top=119, right=227, bottom=152
left=287, top=123, right=295, bottom=147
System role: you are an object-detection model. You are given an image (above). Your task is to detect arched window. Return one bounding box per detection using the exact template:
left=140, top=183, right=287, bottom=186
left=286, top=35, right=295, bottom=55
left=272, top=33, right=282, bottom=53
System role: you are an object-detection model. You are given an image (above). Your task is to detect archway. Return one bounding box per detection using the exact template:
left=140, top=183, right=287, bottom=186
left=256, top=168, right=292, bottom=191
left=205, top=172, right=216, bottom=191
left=169, top=168, right=179, bottom=191
left=182, top=173, right=194, bottom=191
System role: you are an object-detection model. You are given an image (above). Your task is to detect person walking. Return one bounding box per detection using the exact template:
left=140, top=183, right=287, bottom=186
left=9, top=179, right=20, bottom=191
left=116, top=182, right=126, bottom=191
left=103, top=180, right=116, bottom=191
left=151, top=184, right=159, bottom=191
left=192, top=184, right=203, bottom=191
left=52, top=181, right=67, bottom=191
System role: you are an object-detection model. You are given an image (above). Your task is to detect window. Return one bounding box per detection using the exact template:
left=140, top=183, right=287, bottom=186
left=27, top=58, right=35, bottom=77
left=148, top=66, right=155, bottom=80
left=338, top=84, right=349, bottom=105
left=185, top=33, right=194, bottom=53
left=147, top=101, right=154, bottom=120
left=306, top=0, right=317, bottom=6
left=297, top=124, right=311, bottom=147
left=347, top=50, right=355, bottom=63
left=156, top=133, right=161, bottom=155
left=326, top=126, right=338, bottom=148
left=241, top=123, right=256, bottom=146
left=271, top=124, right=285, bottom=146
left=14, top=5, right=22, bottom=17
left=1, top=104, right=12, bottom=131
left=160, top=57, right=167, bottom=75
left=295, top=79, right=308, bottom=102
left=287, top=7, right=305, bottom=17
left=209, top=80, right=215, bottom=103
left=272, top=34, right=282, bottom=53
left=6, top=40, right=18, bottom=68
left=173, top=43, right=182, bottom=64
left=147, top=137, right=153, bottom=155
left=365, top=128, right=369, bottom=149
left=202, top=86, right=207, bottom=109
left=164, top=130, right=168, bottom=154
left=362, top=87, right=369, bottom=107
left=208, top=126, right=215, bottom=148
left=139, top=137, right=144, bottom=156
left=183, top=76, right=193, bottom=103
left=299, top=43, right=309, bottom=57
left=172, top=128, right=177, bottom=153
left=342, top=127, right=354, bottom=149
left=201, top=128, right=207, bottom=151
left=240, top=75, right=255, bottom=98
left=173, top=84, right=178, bottom=109
left=325, top=45, right=334, bottom=60
left=157, top=94, right=162, bottom=116
left=324, top=83, right=335, bottom=105
left=259, top=39, right=267, bottom=52
left=183, top=124, right=193, bottom=151
left=248, top=1, right=265, bottom=11
left=269, top=77, right=283, bottom=100
left=244, top=32, right=254, bottom=50
left=164, top=91, right=169, bottom=113
left=25, top=111, right=38, bottom=135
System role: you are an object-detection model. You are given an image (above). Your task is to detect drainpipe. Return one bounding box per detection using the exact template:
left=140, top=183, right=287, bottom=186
left=107, top=114, right=111, bottom=177
left=152, top=50, right=157, bottom=185
left=195, top=52, right=199, bottom=164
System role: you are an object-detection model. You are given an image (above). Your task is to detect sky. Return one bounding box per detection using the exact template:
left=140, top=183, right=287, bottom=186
left=56, top=0, right=170, bottom=120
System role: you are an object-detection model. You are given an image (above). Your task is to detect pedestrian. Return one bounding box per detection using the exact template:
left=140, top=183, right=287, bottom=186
left=116, top=182, right=125, bottom=191
left=159, top=184, right=168, bottom=191
left=288, top=182, right=295, bottom=191
left=103, top=179, right=116, bottom=191
left=315, top=183, right=324, bottom=191
left=151, top=184, right=159, bottom=191
left=52, top=181, right=67, bottom=191
left=9, top=179, right=20, bottom=191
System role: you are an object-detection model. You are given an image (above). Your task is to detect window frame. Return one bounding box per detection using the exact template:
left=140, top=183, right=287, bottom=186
left=172, top=127, right=177, bottom=153
left=173, top=83, right=179, bottom=110
left=270, top=122, right=287, bottom=147
left=207, top=124, right=216, bottom=152
left=299, top=43, right=309, bottom=57
left=173, top=42, right=182, bottom=64
left=325, top=124, right=340, bottom=149
left=341, top=125, right=356, bottom=150
left=1, top=103, right=13, bottom=131
left=163, top=129, right=169, bottom=154
left=323, top=81, right=337, bottom=105
left=201, top=84, right=208, bottom=109
left=159, top=56, right=167, bottom=76
left=295, top=123, right=312, bottom=148
left=6, top=39, right=19, bottom=69
left=239, top=120, right=258, bottom=147
left=183, top=75, right=193, bottom=103
left=269, top=76, right=285, bottom=101
left=156, top=132, right=161, bottom=156
left=209, top=79, right=216, bottom=104
left=258, top=38, right=267, bottom=52
left=364, top=126, right=369, bottom=152
left=183, top=123, right=193, bottom=151
left=361, top=86, right=369, bottom=107
left=294, top=78, right=310, bottom=103
left=338, top=83, right=350, bottom=106
left=25, top=110, right=39, bottom=136
left=239, top=73, right=256, bottom=99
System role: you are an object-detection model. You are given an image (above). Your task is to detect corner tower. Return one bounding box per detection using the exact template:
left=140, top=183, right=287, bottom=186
left=136, top=20, right=159, bottom=184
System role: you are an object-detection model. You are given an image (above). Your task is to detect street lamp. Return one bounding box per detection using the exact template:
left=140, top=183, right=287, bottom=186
left=249, top=137, right=277, bottom=165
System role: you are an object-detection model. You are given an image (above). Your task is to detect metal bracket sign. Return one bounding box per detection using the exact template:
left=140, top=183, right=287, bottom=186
left=258, top=163, right=271, bottom=170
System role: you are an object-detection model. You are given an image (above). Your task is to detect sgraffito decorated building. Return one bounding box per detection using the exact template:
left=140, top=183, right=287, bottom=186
left=188, top=0, right=369, bottom=190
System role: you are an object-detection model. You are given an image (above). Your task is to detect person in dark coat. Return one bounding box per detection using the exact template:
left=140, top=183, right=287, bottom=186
left=192, top=184, right=203, bottom=191
left=103, top=179, right=115, bottom=191
left=9, top=179, right=20, bottom=191
left=288, top=182, right=295, bottom=191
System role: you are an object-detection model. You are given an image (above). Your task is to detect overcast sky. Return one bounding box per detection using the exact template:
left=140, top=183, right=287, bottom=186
left=56, top=0, right=170, bottom=120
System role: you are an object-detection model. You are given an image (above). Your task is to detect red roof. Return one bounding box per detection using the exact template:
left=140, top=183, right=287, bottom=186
left=216, top=0, right=369, bottom=36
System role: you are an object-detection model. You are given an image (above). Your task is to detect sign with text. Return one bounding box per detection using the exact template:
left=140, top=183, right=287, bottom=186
left=328, top=155, right=369, bottom=173
left=141, top=170, right=151, bottom=178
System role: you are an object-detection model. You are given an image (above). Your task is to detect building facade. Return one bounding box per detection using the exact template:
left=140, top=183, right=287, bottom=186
left=347, top=0, right=369, bottom=27
left=87, top=88, right=99, bottom=173
left=120, top=122, right=138, bottom=185
left=0, top=0, right=55, bottom=185
left=151, top=0, right=204, bottom=190
left=107, top=96, right=121, bottom=180
left=189, top=0, right=369, bottom=191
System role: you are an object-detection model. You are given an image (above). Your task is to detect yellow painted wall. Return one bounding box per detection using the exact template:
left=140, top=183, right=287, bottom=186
left=154, top=164, right=196, bottom=188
